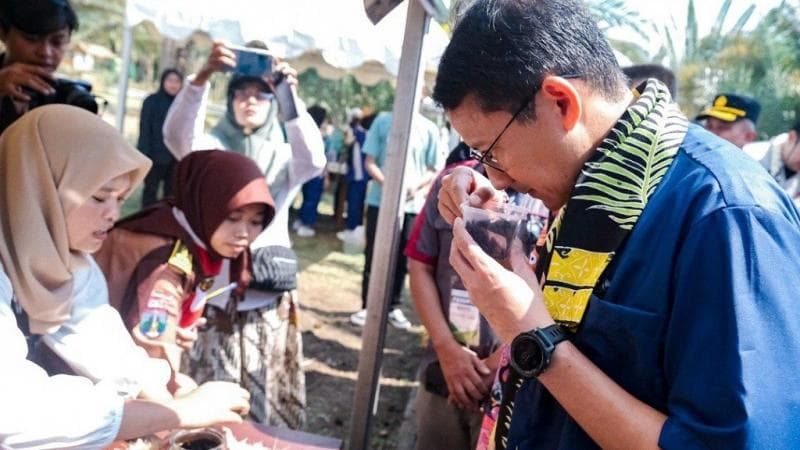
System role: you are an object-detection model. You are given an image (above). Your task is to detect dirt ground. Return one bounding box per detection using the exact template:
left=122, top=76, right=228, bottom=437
left=291, top=202, right=426, bottom=450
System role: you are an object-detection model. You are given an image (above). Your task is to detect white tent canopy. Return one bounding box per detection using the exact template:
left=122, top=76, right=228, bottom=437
left=125, top=0, right=449, bottom=85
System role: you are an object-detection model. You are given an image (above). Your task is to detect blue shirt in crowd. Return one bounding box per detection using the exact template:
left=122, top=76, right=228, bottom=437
left=362, top=111, right=442, bottom=214
left=507, top=124, right=800, bottom=449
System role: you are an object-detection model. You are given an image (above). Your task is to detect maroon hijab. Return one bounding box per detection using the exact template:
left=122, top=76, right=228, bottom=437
left=116, top=150, right=275, bottom=292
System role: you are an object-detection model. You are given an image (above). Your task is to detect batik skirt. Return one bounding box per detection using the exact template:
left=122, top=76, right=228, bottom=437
left=185, top=290, right=307, bottom=429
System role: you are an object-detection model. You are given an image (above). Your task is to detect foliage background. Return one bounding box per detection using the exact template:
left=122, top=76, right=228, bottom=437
left=68, top=0, right=799, bottom=139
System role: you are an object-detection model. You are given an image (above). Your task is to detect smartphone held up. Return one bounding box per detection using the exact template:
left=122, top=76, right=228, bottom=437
left=228, top=44, right=273, bottom=77
left=227, top=44, right=299, bottom=121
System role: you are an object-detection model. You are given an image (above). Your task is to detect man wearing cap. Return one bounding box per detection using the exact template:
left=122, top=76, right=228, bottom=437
left=697, top=93, right=761, bottom=148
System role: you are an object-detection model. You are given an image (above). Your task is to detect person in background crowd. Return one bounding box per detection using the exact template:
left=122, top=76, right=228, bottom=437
left=349, top=110, right=444, bottom=330
left=434, top=0, right=800, bottom=448
left=405, top=143, right=501, bottom=450
left=294, top=104, right=330, bottom=237
left=0, top=0, right=99, bottom=134
left=337, top=109, right=375, bottom=245
left=163, top=40, right=324, bottom=429
left=138, top=68, right=184, bottom=207
left=95, top=150, right=275, bottom=397
left=697, top=93, right=760, bottom=148
left=745, top=120, right=800, bottom=207
left=0, top=105, right=250, bottom=449
left=621, top=64, right=677, bottom=99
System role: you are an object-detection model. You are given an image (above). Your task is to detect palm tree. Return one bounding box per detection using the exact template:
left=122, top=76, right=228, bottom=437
left=656, top=0, right=757, bottom=115
left=657, top=0, right=799, bottom=137
left=713, top=1, right=800, bottom=137
left=586, top=0, right=652, bottom=64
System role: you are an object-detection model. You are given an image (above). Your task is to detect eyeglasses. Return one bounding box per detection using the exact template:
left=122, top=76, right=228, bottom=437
left=469, top=74, right=583, bottom=173
left=469, top=97, right=531, bottom=172
left=233, top=89, right=273, bottom=102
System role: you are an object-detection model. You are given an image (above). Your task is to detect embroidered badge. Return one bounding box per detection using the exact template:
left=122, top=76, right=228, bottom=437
left=140, top=308, right=168, bottom=339
left=167, top=240, right=193, bottom=275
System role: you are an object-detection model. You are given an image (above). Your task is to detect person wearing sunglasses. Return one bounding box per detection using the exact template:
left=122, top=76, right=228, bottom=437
left=433, top=1, right=800, bottom=449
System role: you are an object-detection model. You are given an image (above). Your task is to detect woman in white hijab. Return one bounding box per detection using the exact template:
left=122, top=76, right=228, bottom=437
left=0, top=105, right=250, bottom=449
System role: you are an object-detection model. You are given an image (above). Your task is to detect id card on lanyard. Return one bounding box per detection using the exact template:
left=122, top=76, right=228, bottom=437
left=449, top=276, right=480, bottom=348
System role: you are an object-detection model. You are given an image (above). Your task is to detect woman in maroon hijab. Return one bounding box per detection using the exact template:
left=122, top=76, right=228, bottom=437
left=95, top=149, right=274, bottom=394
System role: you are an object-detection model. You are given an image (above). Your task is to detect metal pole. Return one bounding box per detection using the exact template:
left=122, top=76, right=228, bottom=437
left=115, top=16, right=134, bottom=132
left=347, top=1, right=430, bottom=449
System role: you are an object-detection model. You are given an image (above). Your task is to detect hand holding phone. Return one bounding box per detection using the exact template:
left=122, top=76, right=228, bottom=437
left=267, top=60, right=299, bottom=121
left=228, top=45, right=273, bottom=77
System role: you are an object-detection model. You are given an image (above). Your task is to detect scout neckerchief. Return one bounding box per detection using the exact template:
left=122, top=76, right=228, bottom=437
left=485, top=79, right=688, bottom=450
left=169, top=239, right=224, bottom=328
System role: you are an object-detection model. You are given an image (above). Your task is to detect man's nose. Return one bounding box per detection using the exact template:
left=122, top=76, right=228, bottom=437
left=487, top=167, right=513, bottom=191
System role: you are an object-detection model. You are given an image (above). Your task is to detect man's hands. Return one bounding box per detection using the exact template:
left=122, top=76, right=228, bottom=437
left=438, top=166, right=504, bottom=224
left=449, top=217, right=554, bottom=343
left=0, top=62, right=55, bottom=102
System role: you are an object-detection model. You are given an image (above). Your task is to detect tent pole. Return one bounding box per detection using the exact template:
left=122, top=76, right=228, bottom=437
left=348, top=1, right=430, bottom=449
left=115, top=17, right=133, bottom=132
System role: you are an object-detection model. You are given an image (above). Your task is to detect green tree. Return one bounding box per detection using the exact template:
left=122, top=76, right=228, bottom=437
left=656, top=0, right=799, bottom=137
left=656, top=0, right=757, bottom=116
left=298, top=69, right=395, bottom=124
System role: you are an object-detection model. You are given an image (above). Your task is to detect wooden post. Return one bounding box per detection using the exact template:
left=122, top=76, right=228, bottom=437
left=347, top=1, right=430, bottom=449
left=115, top=17, right=133, bottom=132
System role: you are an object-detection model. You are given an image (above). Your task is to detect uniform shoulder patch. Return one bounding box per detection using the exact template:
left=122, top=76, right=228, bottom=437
left=167, top=240, right=193, bottom=275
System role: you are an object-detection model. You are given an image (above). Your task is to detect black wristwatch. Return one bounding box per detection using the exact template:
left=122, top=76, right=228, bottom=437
left=509, top=324, right=571, bottom=378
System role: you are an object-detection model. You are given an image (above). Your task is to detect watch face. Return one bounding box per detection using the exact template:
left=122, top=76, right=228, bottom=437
left=512, top=335, right=544, bottom=373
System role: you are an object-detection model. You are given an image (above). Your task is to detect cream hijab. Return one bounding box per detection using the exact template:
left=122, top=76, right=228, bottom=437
left=0, top=105, right=151, bottom=334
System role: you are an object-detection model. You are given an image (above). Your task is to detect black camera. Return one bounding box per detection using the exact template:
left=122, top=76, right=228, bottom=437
left=27, top=78, right=99, bottom=114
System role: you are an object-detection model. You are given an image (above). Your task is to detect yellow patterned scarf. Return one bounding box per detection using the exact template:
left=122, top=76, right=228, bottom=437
left=485, top=79, right=689, bottom=450
left=538, top=79, right=688, bottom=330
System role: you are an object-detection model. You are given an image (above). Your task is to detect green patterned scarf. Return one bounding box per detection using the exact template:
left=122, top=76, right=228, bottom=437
left=538, top=78, right=688, bottom=330
left=487, top=79, right=688, bottom=450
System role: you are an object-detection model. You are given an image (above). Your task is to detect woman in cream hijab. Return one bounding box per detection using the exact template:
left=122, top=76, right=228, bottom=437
left=0, top=105, right=250, bottom=449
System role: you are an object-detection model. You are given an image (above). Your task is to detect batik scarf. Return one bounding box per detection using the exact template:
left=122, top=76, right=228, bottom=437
left=485, top=79, right=689, bottom=450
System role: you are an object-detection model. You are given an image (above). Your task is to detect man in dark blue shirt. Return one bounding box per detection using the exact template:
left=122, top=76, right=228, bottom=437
left=432, top=0, right=800, bottom=448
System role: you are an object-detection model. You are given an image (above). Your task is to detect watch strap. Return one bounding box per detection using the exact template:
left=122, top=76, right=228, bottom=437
left=535, top=323, right=571, bottom=347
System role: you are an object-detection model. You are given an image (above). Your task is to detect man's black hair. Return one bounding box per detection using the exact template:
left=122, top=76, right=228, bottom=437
left=433, top=0, right=626, bottom=119
left=622, top=64, right=677, bottom=98
left=791, top=121, right=800, bottom=135
left=0, top=0, right=79, bottom=34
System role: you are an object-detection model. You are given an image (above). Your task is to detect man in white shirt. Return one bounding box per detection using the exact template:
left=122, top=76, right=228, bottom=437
left=745, top=121, right=800, bottom=207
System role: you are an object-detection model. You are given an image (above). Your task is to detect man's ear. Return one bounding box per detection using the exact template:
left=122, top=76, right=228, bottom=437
left=540, top=76, right=582, bottom=131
